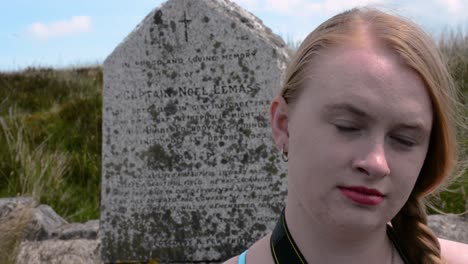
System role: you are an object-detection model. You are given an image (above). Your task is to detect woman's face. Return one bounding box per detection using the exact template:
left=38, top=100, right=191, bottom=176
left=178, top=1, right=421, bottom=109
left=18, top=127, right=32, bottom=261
left=274, top=44, right=433, bottom=230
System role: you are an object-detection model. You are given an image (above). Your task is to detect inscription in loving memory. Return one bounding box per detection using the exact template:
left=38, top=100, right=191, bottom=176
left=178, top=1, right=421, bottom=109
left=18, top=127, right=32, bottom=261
left=148, top=11, right=276, bottom=240
left=109, top=46, right=272, bottom=159
left=113, top=46, right=271, bottom=212
left=115, top=17, right=277, bottom=234
left=107, top=36, right=280, bottom=222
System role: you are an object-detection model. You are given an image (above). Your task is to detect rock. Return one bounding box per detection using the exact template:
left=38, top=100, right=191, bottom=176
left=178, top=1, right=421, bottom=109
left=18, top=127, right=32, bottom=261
left=0, top=197, right=69, bottom=241
left=428, top=214, right=468, bottom=243
left=0, top=197, right=36, bottom=219
left=50, top=220, right=100, bottom=240
left=16, top=239, right=101, bottom=264
left=27, top=204, right=69, bottom=241
left=0, top=197, right=102, bottom=263
left=0, top=197, right=37, bottom=263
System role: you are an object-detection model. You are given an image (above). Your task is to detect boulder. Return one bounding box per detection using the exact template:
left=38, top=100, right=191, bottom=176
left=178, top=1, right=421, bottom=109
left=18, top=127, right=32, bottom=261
left=428, top=214, right=468, bottom=244
left=26, top=204, right=69, bottom=241
left=0, top=197, right=37, bottom=263
left=0, top=197, right=36, bottom=219
left=49, top=220, right=100, bottom=240
left=0, top=197, right=69, bottom=241
left=16, top=239, right=101, bottom=264
left=0, top=197, right=100, bottom=263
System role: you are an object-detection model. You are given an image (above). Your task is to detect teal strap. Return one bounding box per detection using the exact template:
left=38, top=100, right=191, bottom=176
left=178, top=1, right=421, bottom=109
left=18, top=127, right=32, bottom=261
left=238, top=250, right=248, bottom=264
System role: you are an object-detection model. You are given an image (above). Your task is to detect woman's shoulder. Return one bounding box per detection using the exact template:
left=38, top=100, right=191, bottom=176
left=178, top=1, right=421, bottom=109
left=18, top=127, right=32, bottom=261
left=223, top=233, right=273, bottom=264
left=439, top=238, right=468, bottom=264
left=223, top=255, right=239, bottom=264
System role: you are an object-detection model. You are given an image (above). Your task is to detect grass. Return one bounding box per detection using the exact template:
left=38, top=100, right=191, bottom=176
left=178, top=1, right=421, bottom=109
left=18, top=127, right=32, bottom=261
left=427, top=31, right=468, bottom=215
left=0, top=115, right=70, bottom=205
left=0, top=67, right=102, bottom=222
left=0, top=32, right=467, bottom=224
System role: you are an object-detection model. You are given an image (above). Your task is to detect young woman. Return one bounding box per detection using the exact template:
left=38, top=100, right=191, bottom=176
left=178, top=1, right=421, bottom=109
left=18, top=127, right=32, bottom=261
left=225, top=7, right=468, bottom=264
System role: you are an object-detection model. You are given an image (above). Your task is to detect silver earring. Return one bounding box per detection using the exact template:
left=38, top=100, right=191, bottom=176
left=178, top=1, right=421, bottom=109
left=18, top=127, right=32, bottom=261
left=281, top=145, right=288, bottom=162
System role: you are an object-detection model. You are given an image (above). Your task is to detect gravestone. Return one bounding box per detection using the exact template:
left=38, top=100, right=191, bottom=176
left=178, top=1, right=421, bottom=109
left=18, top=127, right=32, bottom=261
left=101, top=0, right=289, bottom=262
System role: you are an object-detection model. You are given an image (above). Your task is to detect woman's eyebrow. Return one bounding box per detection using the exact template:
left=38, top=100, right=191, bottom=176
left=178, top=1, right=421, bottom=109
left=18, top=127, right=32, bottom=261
left=321, top=102, right=372, bottom=119
left=394, top=123, right=429, bottom=136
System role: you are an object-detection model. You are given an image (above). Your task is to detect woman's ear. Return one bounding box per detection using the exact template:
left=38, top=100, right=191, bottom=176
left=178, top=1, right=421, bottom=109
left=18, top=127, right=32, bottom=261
left=270, top=95, right=289, bottom=150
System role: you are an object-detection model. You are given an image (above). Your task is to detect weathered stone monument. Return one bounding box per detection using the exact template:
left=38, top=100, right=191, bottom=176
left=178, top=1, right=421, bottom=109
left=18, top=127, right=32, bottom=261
left=101, top=0, right=289, bottom=262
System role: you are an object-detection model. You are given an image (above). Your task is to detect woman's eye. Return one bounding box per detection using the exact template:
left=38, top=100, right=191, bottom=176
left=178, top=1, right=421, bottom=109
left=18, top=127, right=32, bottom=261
left=392, top=136, right=416, bottom=147
left=335, top=124, right=359, bottom=132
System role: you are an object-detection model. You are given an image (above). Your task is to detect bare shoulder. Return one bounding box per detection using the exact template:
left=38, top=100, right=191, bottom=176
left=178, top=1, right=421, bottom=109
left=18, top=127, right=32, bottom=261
left=245, top=233, right=274, bottom=264
left=223, top=255, right=239, bottom=264
left=222, top=233, right=273, bottom=264
left=439, top=238, right=468, bottom=264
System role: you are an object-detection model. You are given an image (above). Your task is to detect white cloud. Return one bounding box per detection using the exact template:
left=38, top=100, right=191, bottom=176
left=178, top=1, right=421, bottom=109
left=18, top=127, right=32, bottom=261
left=28, top=16, right=92, bottom=40
left=434, top=0, right=466, bottom=15
left=436, top=0, right=461, bottom=12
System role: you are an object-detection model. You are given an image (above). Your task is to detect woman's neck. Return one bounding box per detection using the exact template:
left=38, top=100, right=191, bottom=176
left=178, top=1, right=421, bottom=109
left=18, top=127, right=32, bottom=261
left=284, top=197, right=394, bottom=264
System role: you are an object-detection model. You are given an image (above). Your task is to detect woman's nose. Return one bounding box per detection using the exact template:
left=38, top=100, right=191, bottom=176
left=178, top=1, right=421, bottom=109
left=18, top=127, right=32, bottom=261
left=352, top=142, right=390, bottom=178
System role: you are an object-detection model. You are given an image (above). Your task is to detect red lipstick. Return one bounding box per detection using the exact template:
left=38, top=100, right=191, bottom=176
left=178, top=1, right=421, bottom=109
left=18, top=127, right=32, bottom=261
left=339, top=186, right=384, bottom=206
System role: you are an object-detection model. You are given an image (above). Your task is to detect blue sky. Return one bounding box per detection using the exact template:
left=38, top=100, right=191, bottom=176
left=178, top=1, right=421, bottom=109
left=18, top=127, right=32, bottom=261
left=1, top=0, right=467, bottom=71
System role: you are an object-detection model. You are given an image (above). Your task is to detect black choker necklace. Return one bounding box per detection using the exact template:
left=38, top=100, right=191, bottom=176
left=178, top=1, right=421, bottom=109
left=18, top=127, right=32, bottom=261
left=270, top=208, right=307, bottom=264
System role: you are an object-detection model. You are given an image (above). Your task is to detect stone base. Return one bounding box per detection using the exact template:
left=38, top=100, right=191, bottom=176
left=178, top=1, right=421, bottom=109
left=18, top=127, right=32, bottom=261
left=16, top=239, right=101, bottom=264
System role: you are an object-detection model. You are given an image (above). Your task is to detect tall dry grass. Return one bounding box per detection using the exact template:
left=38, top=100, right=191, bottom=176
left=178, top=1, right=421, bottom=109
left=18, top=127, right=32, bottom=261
left=0, top=67, right=102, bottom=222
left=0, top=111, right=70, bottom=202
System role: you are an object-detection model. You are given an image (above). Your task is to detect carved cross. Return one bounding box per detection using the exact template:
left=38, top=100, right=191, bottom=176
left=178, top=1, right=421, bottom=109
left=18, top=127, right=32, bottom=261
left=178, top=11, right=192, bottom=42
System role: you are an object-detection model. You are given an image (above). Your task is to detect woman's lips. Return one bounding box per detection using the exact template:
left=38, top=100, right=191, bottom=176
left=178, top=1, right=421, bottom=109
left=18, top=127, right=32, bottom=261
left=339, top=186, right=385, bottom=206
